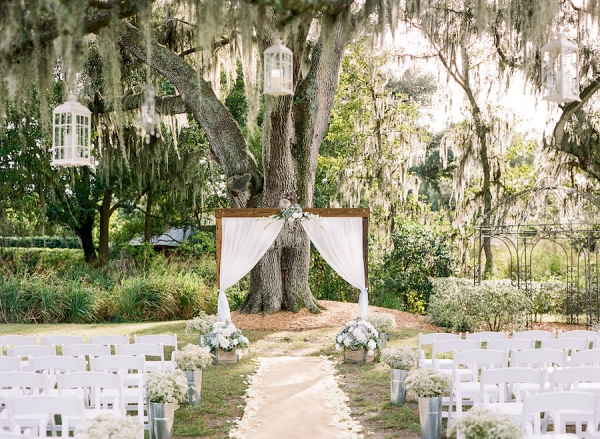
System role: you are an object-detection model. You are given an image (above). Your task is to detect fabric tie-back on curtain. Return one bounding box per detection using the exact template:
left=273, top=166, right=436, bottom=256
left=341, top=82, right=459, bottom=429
left=218, top=217, right=284, bottom=322
left=301, top=217, right=368, bottom=318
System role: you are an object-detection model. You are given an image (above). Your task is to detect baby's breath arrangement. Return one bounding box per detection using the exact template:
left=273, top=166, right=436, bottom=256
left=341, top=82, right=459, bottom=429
left=176, top=344, right=213, bottom=370
left=270, top=203, right=313, bottom=223
left=367, top=313, right=397, bottom=333
left=381, top=346, right=418, bottom=370
left=334, top=318, right=380, bottom=356
left=74, top=413, right=143, bottom=439
left=146, top=370, right=189, bottom=404
left=185, top=311, right=217, bottom=336
left=404, top=368, right=451, bottom=397
left=449, top=405, right=523, bottom=439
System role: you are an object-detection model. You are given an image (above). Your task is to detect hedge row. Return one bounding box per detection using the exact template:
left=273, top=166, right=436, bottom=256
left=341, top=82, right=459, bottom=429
left=0, top=237, right=81, bottom=249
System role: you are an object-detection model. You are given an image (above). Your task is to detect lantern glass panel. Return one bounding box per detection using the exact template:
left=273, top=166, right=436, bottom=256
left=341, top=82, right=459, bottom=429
left=563, top=48, right=578, bottom=96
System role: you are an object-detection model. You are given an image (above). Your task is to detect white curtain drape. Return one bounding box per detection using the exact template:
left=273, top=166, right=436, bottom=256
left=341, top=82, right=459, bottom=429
left=301, top=217, right=368, bottom=318
left=218, top=217, right=284, bottom=322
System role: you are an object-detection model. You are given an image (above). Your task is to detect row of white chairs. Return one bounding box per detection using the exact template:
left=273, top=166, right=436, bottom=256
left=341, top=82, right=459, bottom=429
left=0, top=334, right=177, bottom=351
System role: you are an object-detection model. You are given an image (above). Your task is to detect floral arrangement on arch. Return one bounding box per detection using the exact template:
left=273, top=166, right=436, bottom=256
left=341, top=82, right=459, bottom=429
left=74, top=413, right=143, bottom=439
left=381, top=346, right=418, bottom=370
left=367, top=313, right=397, bottom=333
left=185, top=311, right=217, bottom=337
left=146, top=369, right=189, bottom=404
left=176, top=344, right=213, bottom=370
left=205, top=320, right=250, bottom=352
left=449, top=405, right=523, bottom=439
left=334, top=317, right=379, bottom=356
left=270, top=202, right=314, bottom=223
left=404, top=368, right=451, bottom=398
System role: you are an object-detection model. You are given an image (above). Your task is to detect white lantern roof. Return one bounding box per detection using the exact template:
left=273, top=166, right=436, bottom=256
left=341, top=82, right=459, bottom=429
left=541, top=33, right=578, bottom=52
left=264, top=39, right=293, bottom=56
left=51, top=94, right=93, bottom=167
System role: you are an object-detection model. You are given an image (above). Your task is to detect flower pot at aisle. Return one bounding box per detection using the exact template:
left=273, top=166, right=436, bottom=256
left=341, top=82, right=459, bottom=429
left=344, top=348, right=374, bottom=363
left=149, top=401, right=175, bottom=439
left=213, top=348, right=238, bottom=364
left=390, top=369, right=407, bottom=405
left=418, top=396, right=443, bottom=439
left=185, top=370, right=202, bottom=406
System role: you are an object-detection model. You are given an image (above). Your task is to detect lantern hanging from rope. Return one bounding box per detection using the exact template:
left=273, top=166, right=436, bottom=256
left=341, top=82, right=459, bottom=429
left=541, top=33, right=581, bottom=103
left=263, top=38, right=293, bottom=96
left=51, top=94, right=92, bottom=167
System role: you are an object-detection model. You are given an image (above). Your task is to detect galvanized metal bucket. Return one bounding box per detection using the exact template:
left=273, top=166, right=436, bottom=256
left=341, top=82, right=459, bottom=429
left=390, top=369, right=407, bottom=405
left=185, top=370, right=202, bottom=406
left=149, top=401, right=175, bottom=439
left=379, top=332, right=388, bottom=349
left=418, top=396, right=442, bottom=439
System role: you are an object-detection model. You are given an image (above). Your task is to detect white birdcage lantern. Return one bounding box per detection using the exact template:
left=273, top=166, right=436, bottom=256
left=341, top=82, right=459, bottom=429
left=263, top=39, right=293, bottom=96
left=541, top=33, right=581, bottom=103
left=51, top=94, right=92, bottom=167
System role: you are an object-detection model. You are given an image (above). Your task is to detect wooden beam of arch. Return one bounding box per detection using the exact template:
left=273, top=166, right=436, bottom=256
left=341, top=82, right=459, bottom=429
left=214, top=208, right=370, bottom=294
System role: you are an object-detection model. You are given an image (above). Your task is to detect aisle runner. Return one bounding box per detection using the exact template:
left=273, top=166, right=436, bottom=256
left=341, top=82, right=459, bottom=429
left=229, top=356, right=363, bottom=439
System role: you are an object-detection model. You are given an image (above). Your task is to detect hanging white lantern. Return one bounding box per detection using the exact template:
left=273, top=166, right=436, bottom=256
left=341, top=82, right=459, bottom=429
left=51, top=94, right=92, bottom=167
left=541, top=33, right=581, bottom=103
left=263, top=38, right=293, bottom=96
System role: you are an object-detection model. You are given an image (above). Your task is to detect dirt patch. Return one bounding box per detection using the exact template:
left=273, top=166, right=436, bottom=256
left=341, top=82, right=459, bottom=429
left=231, top=300, right=439, bottom=332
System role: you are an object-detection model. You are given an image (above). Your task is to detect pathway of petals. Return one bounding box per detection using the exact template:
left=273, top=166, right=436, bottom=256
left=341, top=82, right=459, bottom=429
left=229, top=356, right=363, bottom=439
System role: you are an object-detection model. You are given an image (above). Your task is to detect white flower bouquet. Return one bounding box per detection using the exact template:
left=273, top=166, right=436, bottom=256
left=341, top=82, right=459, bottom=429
left=270, top=203, right=313, bottom=223
left=334, top=318, right=380, bottom=356
left=176, top=344, right=213, bottom=370
left=146, top=370, right=189, bottom=404
left=367, top=313, right=396, bottom=333
left=74, top=413, right=143, bottom=439
left=449, top=405, right=523, bottom=439
left=185, top=311, right=217, bottom=336
left=381, top=346, right=418, bottom=370
left=404, top=368, right=450, bottom=397
left=205, top=320, right=250, bottom=352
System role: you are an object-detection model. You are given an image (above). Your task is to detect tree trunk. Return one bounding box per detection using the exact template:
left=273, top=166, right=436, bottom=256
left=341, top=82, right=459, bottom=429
left=144, top=189, right=153, bottom=242
left=98, top=188, right=112, bottom=265
left=74, top=212, right=96, bottom=263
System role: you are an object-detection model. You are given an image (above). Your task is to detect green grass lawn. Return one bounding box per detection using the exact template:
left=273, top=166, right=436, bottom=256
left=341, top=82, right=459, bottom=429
left=0, top=323, right=429, bottom=438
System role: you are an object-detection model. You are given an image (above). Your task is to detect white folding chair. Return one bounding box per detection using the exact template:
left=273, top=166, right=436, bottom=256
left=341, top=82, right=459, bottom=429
left=39, top=335, right=83, bottom=348
left=558, top=330, right=599, bottom=347
left=6, top=395, right=85, bottom=437
left=510, top=348, right=568, bottom=370
left=0, top=428, right=33, bottom=439
left=541, top=338, right=591, bottom=361
left=0, top=371, right=48, bottom=409
left=0, top=357, right=21, bottom=372
left=478, top=367, right=545, bottom=419
left=570, top=349, right=600, bottom=367
left=431, top=339, right=481, bottom=374
left=116, top=343, right=165, bottom=372
left=449, top=349, right=508, bottom=427
left=513, top=330, right=556, bottom=342
left=550, top=366, right=600, bottom=394
left=134, top=335, right=178, bottom=371
left=90, top=355, right=146, bottom=419
left=487, top=338, right=535, bottom=355
left=62, top=343, right=111, bottom=364
left=28, top=356, right=86, bottom=393
left=417, top=332, right=461, bottom=369
left=521, top=391, right=599, bottom=439
left=6, top=346, right=56, bottom=372
left=87, top=335, right=130, bottom=351
left=0, top=336, right=37, bottom=354
left=465, top=331, right=509, bottom=342
left=57, top=371, right=125, bottom=418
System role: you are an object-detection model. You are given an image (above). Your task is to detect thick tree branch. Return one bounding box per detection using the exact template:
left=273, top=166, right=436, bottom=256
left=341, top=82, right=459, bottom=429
left=553, top=76, right=600, bottom=146
left=116, top=21, right=264, bottom=202
left=243, top=0, right=352, bottom=16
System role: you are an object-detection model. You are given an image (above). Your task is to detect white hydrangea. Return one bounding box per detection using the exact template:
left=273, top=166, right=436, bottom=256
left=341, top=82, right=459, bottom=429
left=334, top=317, right=380, bottom=353
left=205, top=320, right=250, bottom=352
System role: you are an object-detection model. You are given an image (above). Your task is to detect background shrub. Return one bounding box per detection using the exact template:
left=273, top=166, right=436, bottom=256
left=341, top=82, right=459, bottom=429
left=428, top=277, right=533, bottom=332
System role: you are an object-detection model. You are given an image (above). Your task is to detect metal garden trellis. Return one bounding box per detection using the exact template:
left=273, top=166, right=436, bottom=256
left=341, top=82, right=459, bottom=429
left=474, top=186, right=600, bottom=328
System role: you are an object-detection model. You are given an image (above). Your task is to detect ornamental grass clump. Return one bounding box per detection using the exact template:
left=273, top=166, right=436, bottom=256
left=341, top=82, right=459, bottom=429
left=205, top=320, right=250, bottom=352
left=176, top=344, right=213, bottom=370
left=146, top=370, right=188, bottom=404
left=404, top=368, right=451, bottom=397
left=449, top=405, right=523, bottom=439
left=381, top=346, right=418, bottom=370
left=334, top=317, right=379, bottom=356
left=367, top=313, right=396, bottom=333
left=185, top=311, right=217, bottom=336
left=74, top=413, right=143, bottom=439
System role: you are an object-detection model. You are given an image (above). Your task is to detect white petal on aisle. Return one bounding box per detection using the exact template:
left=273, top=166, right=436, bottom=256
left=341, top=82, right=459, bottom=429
left=229, top=356, right=364, bottom=439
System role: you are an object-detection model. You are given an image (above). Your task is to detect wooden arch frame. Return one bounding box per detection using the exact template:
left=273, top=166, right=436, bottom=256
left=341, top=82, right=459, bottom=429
left=215, top=208, right=370, bottom=289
